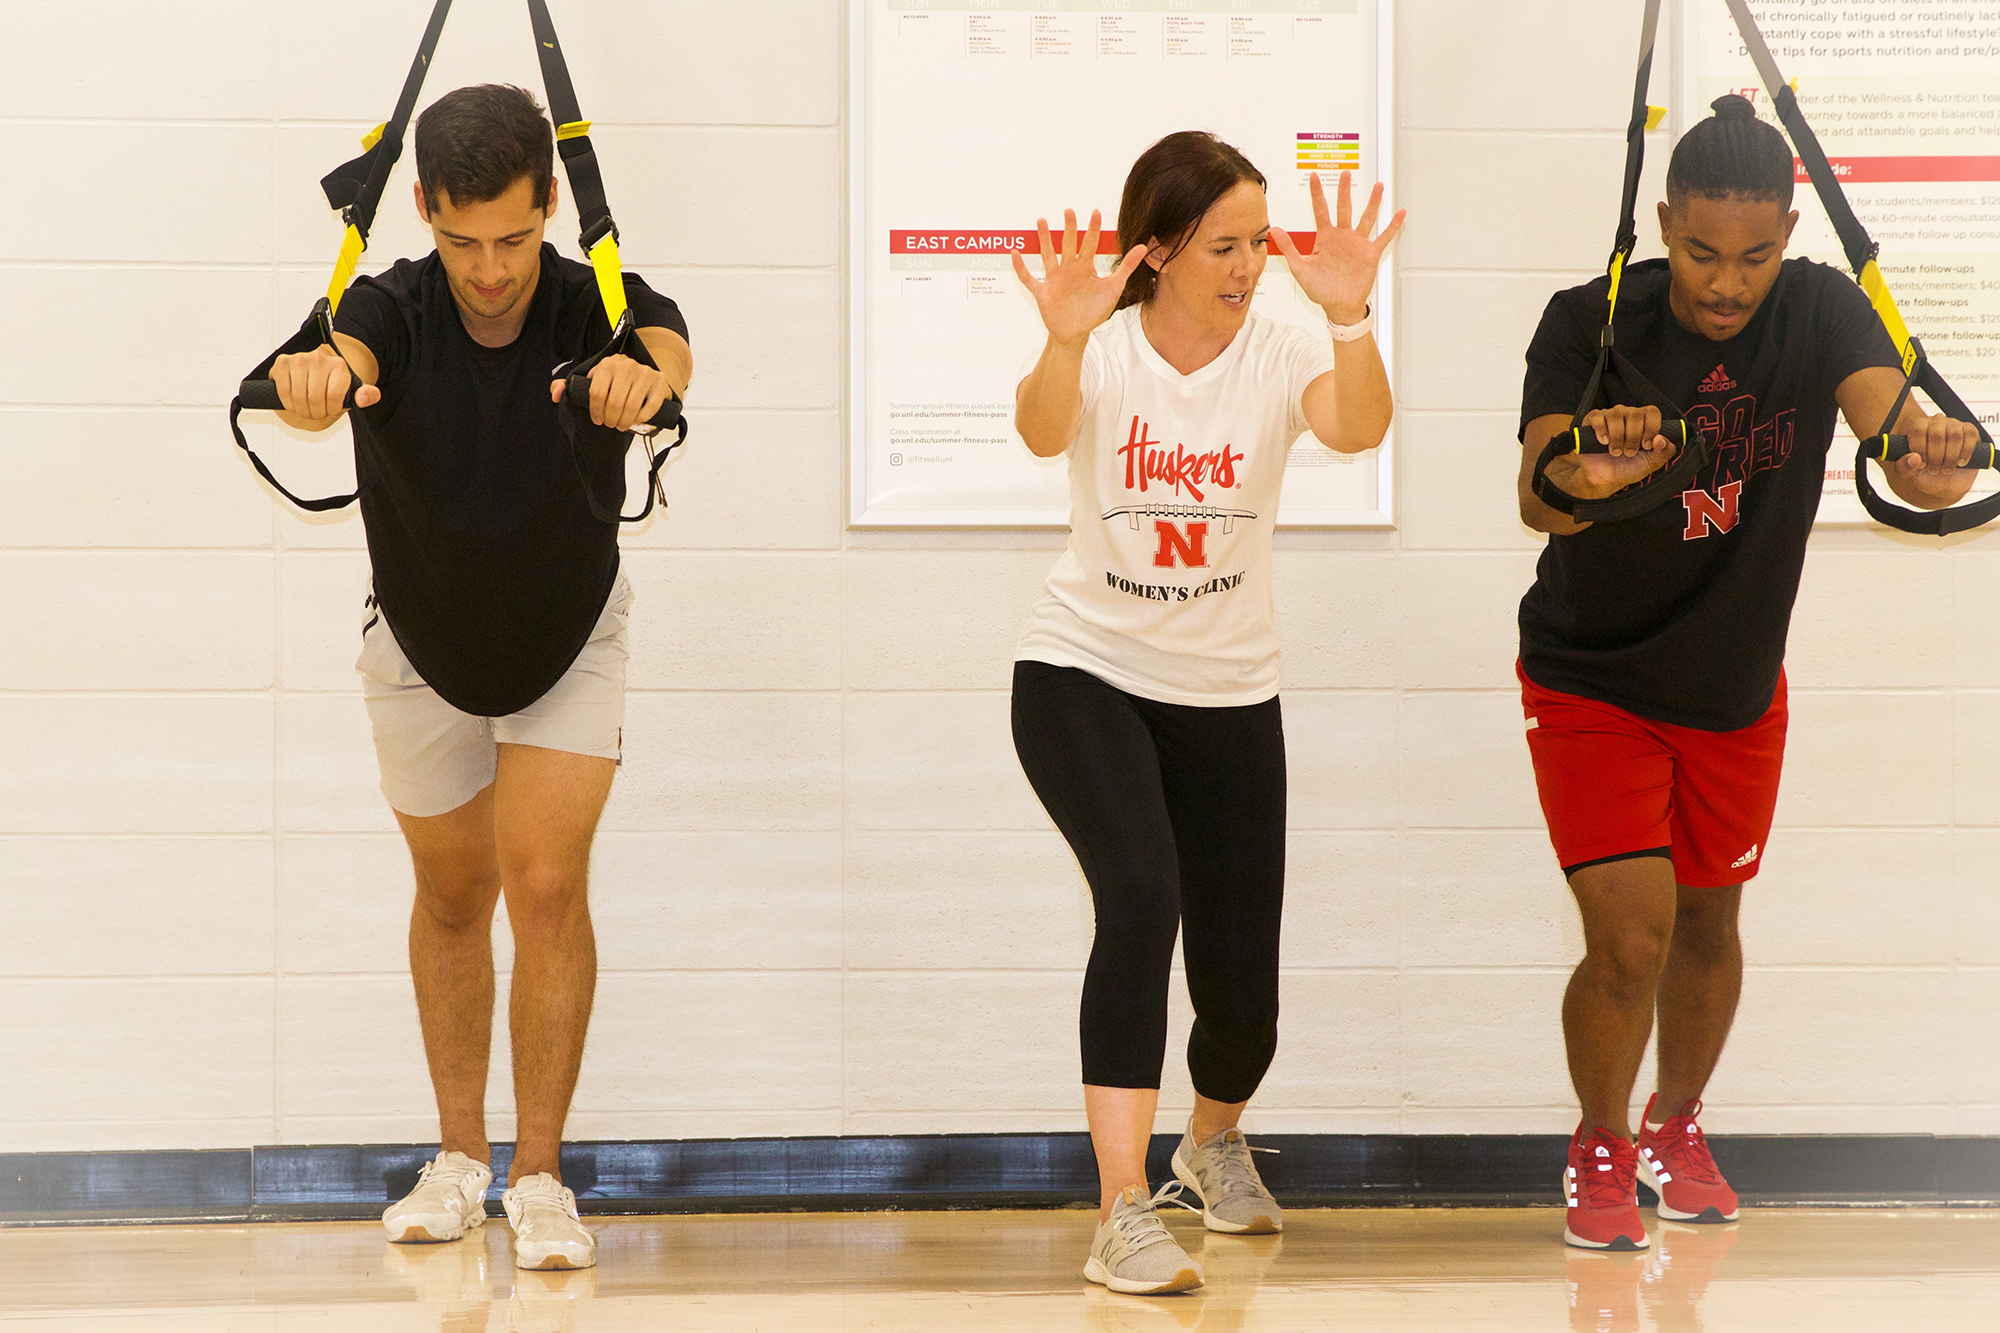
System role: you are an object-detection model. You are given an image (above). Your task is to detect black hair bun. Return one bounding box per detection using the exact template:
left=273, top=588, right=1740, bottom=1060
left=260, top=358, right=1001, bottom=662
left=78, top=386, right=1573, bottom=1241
left=1711, top=93, right=1758, bottom=120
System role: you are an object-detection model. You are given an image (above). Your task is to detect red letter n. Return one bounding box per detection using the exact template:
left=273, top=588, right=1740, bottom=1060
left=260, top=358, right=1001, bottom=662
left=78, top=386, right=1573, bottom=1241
left=1682, top=481, right=1743, bottom=541
left=1152, top=520, right=1209, bottom=568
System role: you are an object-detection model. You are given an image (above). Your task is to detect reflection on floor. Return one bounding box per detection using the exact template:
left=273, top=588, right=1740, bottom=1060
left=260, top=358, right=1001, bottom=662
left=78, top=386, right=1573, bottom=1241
left=1, top=1206, right=1996, bottom=1331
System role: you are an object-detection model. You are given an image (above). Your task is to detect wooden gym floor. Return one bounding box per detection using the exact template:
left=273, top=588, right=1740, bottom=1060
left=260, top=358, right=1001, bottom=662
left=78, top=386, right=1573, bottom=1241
left=1, top=1206, right=1996, bottom=1331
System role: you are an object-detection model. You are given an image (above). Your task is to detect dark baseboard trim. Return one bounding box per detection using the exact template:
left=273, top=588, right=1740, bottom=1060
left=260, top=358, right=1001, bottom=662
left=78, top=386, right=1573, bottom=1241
left=4, top=1132, right=1997, bottom=1226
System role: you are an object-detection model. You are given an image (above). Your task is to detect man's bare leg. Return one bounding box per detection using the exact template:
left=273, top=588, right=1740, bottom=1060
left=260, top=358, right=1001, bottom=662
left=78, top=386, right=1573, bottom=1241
left=492, top=742, right=616, bottom=1186
left=399, top=785, right=504, bottom=1167
left=1652, top=883, right=1743, bottom=1120
left=1564, top=856, right=1679, bottom=1138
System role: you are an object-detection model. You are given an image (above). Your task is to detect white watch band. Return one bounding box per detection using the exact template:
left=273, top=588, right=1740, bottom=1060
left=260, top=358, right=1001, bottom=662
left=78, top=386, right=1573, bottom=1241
left=1326, top=304, right=1375, bottom=342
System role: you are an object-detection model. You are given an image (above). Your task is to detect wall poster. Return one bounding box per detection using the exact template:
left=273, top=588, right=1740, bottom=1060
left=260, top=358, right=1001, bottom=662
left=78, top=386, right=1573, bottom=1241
left=849, top=0, right=1395, bottom=527
left=1682, top=0, right=2000, bottom=524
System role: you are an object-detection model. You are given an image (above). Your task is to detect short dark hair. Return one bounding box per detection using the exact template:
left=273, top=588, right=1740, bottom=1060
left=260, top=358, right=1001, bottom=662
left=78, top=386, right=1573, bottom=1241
left=414, top=84, right=554, bottom=213
left=1666, top=94, right=1795, bottom=211
left=1115, top=131, right=1267, bottom=310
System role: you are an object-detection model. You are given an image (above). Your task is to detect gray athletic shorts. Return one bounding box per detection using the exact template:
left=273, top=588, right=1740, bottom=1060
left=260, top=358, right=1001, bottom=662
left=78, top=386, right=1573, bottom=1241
left=357, top=572, right=633, bottom=818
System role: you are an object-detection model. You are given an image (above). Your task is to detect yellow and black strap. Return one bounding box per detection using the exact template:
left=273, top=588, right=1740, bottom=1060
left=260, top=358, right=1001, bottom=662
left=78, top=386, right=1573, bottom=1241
left=1531, top=0, right=1711, bottom=523
left=526, top=0, right=684, bottom=524
left=527, top=0, right=627, bottom=329
left=229, top=0, right=455, bottom=510
left=1723, top=0, right=1997, bottom=536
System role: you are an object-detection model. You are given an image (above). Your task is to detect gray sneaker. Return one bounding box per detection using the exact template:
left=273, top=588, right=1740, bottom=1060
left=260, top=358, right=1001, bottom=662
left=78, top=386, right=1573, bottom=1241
left=1171, top=1121, right=1282, bottom=1234
left=1082, top=1182, right=1204, bottom=1295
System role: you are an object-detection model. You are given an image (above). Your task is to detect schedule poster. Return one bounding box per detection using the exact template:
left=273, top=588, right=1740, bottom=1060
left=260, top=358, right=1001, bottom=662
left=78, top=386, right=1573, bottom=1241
left=849, top=0, right=1393, bottom=527
left=1684, top=0, right=2000, bottom=525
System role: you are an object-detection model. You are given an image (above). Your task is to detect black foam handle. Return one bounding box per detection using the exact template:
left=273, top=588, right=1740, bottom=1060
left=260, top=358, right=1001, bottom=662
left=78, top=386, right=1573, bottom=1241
left=238, top=379, right=359, bottom=413
left=1566, top=416, right=1693, bottom=457
left=563, top=373, right=684, bottom=431
left=1868, top=435, right=1997, bottom=470
left=1533, top=417, right=1705, bottom=523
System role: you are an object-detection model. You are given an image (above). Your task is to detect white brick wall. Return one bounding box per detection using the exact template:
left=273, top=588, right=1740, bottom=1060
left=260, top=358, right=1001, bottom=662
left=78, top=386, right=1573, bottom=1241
left=0, top=0, right=1992, bottom=1154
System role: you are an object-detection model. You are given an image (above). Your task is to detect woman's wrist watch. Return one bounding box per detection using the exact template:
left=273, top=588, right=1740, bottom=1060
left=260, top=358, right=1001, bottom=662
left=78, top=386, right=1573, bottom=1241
left=1325, top=304, right=1375, bottom=342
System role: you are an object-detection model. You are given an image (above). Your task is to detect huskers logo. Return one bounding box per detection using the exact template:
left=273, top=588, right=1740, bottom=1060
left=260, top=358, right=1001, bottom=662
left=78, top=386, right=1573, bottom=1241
left=1682, top=481, right=1743, bottom=541
left=1117, top=416, right=1243, bottom=502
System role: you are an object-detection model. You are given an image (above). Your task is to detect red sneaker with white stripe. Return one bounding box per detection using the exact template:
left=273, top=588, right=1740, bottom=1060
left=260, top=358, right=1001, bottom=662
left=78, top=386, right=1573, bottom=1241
left=1564, top=1126, right=1649, bottom=1251
left=1636, top=1096, right=1740, bottom=1223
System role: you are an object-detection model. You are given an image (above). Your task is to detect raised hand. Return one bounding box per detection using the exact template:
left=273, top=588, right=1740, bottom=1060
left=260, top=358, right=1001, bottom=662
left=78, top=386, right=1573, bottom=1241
left=1269, top=171, right=1405, bottom=324
left=1011, top=209, right=1149, bottom=348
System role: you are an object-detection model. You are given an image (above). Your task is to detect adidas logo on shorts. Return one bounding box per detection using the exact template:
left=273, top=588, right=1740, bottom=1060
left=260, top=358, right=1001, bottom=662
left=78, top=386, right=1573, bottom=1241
left=1730, top=843, right=1760, bottom=869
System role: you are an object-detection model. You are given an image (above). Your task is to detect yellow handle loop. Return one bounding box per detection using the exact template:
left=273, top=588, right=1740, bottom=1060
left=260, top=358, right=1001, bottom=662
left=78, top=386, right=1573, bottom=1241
left=554, top=122, right=626, bottom=325
left=588, top=232, right=627, bottom=327
left=1857, top=259, right=1919, bottom=375
left=325, top=224, right=367, bottom=314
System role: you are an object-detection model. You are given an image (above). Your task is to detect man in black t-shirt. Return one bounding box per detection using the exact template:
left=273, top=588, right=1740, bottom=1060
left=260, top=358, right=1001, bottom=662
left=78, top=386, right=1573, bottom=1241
left=1512, top=97, right=1978, bottom=1252
left=270, top=85, right=691, bottom=1271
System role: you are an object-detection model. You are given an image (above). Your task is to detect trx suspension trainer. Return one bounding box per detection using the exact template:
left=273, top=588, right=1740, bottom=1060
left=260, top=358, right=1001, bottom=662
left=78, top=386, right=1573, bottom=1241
left=1530, top=0, right=1712, bottom=524
left=228, top=0, right=685, bottom=524
left=1720, top=0, right=1997, bottom=536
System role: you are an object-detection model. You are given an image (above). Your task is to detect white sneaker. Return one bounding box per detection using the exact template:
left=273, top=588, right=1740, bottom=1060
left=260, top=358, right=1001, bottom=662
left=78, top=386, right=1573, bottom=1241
left=1083, top=1182, right=1203, bottom=1295
left=502, top=1173, right=597, bottom=1271
left=384, top=1150, right=493, bottom=1244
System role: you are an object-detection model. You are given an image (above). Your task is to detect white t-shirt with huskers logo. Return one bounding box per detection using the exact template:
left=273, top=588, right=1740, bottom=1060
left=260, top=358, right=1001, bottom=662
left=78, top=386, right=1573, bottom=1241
left=1015, top=304, right=1341, bottom=707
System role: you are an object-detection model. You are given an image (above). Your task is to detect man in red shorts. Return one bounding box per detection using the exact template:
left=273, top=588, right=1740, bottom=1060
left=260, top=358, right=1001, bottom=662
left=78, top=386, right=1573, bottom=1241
left=1514, top=95, right=1980, bottom=1251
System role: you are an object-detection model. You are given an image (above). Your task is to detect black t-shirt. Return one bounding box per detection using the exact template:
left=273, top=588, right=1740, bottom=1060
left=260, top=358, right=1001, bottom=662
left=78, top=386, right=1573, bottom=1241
left=334, top=245, right=688, bottom=717
left=1517, top=257, right=1899, bottom=731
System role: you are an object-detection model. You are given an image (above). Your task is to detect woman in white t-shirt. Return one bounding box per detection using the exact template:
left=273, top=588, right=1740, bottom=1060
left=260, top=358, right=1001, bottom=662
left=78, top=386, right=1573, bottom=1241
left=1009, top=131, right=1401, bottom=1296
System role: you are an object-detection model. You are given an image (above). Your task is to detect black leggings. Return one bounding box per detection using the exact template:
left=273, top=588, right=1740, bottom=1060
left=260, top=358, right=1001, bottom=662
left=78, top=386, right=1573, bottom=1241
left=1011, top=660, right=1286, bottom=1103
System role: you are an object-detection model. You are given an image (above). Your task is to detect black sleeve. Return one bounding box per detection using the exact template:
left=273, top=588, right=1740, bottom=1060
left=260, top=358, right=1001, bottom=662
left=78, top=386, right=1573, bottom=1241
left=1813, top=262, right=1903, bottom=404
left=621, top=271, right=690, bottom=346
left=330, top=270, right=413, bottom=385
left=1519, top=285, right=1599, bottom=441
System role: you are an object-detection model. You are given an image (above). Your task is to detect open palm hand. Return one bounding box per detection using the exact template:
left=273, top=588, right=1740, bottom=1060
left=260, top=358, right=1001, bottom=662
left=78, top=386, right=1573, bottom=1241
left=1012, top=209, right=1149, bottom=347
left=1270, top=172, right=1404, bottom=324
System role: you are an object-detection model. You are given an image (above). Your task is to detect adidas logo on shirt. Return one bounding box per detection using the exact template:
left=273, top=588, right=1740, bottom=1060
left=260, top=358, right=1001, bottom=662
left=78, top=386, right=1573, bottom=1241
left=1730, top=843, right=1760, bottom=869
left=1698, top=364, right=1737, bottom=393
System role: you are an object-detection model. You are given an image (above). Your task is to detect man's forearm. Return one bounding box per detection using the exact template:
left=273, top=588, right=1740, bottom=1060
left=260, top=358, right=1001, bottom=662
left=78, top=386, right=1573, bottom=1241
left=635, top=327, right=692, bottom=397
left=1521, top=491, right=1590, bottom=536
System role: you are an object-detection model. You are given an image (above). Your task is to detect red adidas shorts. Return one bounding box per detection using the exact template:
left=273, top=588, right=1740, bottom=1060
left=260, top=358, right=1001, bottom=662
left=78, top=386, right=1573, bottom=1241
left=1518, top=661, right=1788, bottom=888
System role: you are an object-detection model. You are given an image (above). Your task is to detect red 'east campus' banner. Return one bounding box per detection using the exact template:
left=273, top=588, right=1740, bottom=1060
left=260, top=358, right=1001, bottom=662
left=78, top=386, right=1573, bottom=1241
left=889, top=230, right=1321, bottom=255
